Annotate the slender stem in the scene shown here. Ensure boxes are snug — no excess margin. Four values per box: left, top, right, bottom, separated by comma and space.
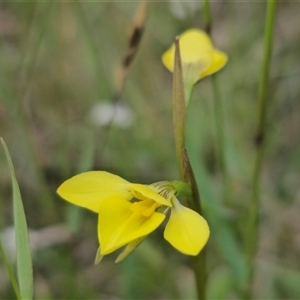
173, 40, 206, 300
203, 0, 212, 34
255, 0, 278, 147
0, 238, 21, 300
203, 0, 229, 202
183, 150, 206, 299
211, 76, 229, 201
192, 249, 206, 300
245, 0, 277, 295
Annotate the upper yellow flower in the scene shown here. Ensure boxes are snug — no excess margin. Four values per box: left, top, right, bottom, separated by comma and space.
57, 171, 209, 263
162, 29, 228, 84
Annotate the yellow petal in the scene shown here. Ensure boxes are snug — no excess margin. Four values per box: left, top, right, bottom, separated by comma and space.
201, 49, 228, 78
162, 29, 214, 72
57, 171, 131, 212
130, 184, 172, 207
98, 196, 165, 255
164, 197, 210, 255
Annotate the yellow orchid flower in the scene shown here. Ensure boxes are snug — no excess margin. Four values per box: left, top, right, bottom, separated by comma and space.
162, 28, 228, 84
57, 171, 209, 263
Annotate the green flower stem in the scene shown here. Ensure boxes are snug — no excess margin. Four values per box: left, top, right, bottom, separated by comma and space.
202, 0, 229, 203
173, 40, 206, 300
211, 75, 229, 202
245, 0, 277, 294
255, 0, 278, 148
203, 0, 212, 34
193, 249, 206, 300
183, 149, 206, 299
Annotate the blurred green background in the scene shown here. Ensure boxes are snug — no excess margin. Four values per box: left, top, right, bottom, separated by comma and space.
1, 1, 300, 299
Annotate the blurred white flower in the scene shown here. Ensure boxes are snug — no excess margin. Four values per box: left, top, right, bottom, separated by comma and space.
0, 224, 71, 292
0, 224, 72, 263
89, 102, 135, 128
168, 1, 202, 20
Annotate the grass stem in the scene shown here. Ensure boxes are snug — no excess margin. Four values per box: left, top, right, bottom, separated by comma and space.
211, 75, 229, 201
202, 0, 229, 202
245, 0, 277, 295
203, 0, 212, 34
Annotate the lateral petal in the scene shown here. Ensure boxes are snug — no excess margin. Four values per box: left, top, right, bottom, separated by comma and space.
98, 196, 165, 255
201, 49, 228, 78
57, 171, 131, 212
164, 197, 210, 255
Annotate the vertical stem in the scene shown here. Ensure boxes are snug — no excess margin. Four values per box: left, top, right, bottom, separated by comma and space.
192, 249, 206, 300
203, 0, 229, 202
173, 40, 206, 300
183, 149, 206, 299
255, 0, 278, 147
211, 76, 229, 200
203, 0, 212, 34
245, 0, 277, 295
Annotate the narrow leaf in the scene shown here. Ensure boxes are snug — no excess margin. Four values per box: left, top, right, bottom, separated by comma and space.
1, 138, 33, 300
0, 238, 21, 300
172, 37, 186, 178
183, 148, 202, 214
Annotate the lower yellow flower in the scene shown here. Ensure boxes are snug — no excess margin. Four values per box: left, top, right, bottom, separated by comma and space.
57, 171, 209, 262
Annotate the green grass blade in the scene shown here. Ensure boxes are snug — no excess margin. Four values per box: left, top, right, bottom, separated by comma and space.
0, 238, 21, 300
1, 138, 33, 300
